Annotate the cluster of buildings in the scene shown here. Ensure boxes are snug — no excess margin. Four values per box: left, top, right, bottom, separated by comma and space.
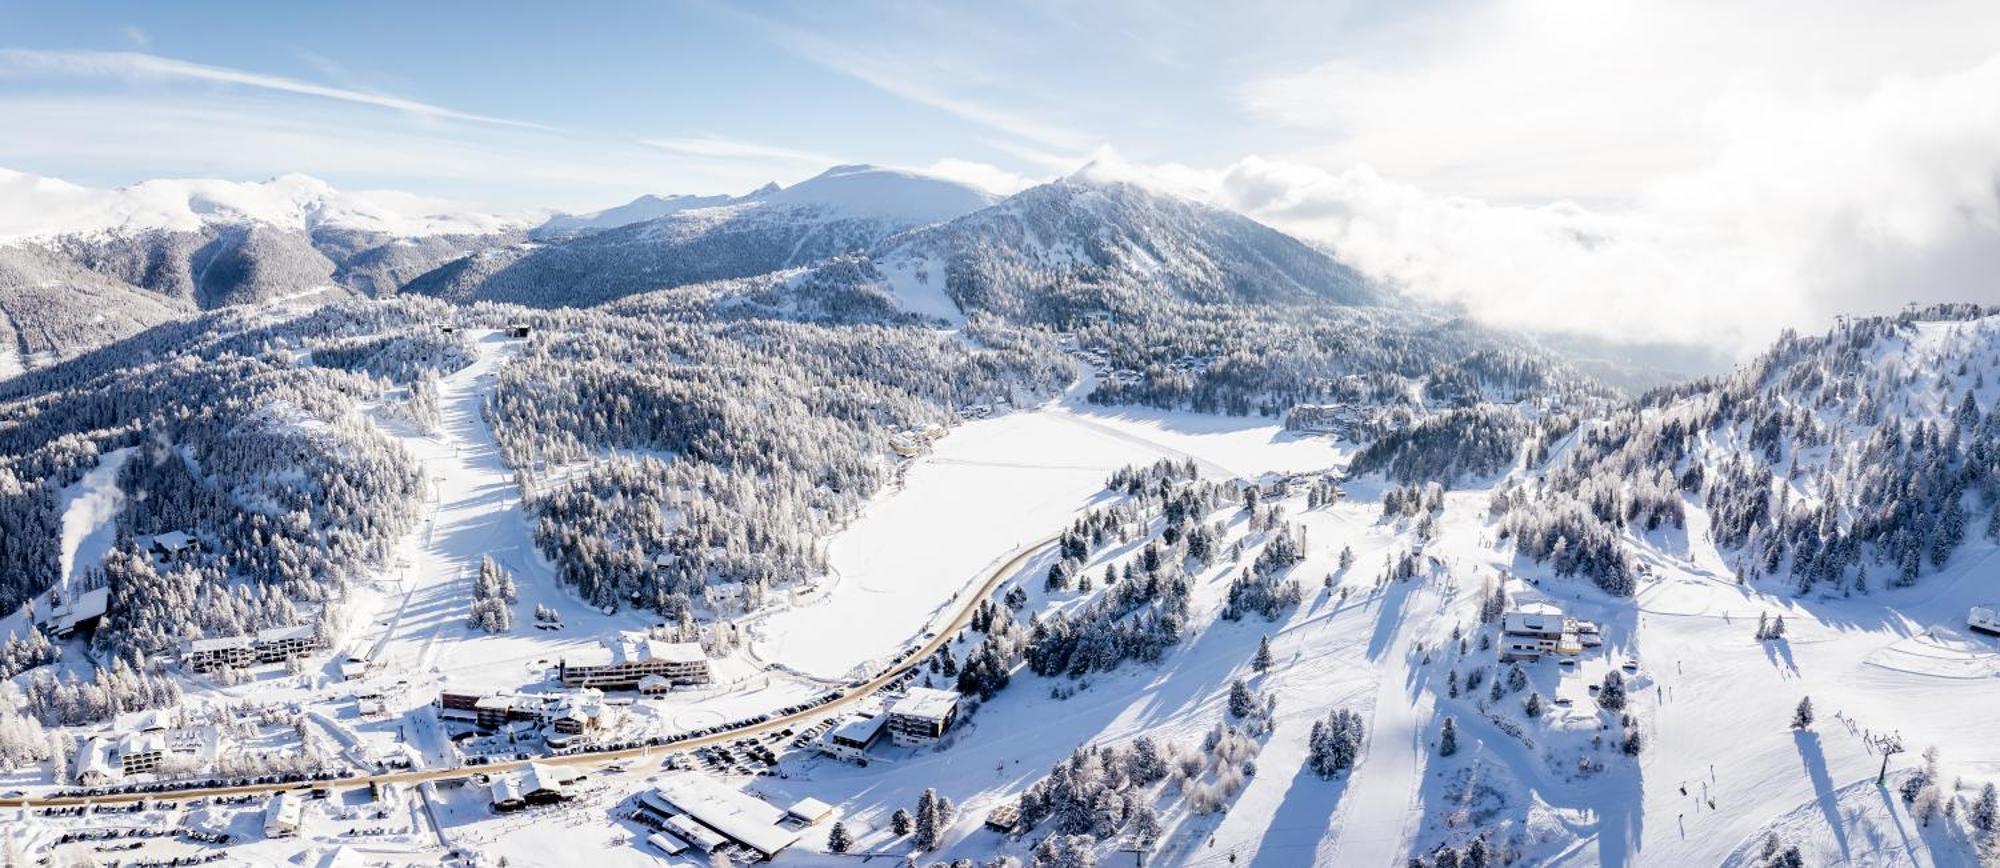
1498, 602, 1603, 662
888, 423, 947, 458
72, 710, 222, 786
181, 624, 321, 673
558, 633, 712, 690
438, 687, 629, 747
634, 773, 827, 862
819, 686, 960, 763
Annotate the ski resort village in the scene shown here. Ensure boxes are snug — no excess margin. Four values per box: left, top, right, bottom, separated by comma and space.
0, 19, 1999, 859
1, 300, 1998, 868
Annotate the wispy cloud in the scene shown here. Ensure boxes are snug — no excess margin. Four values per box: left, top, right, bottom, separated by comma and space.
738, 14, 1093, 153
0, 49, 550, 130
642, 134, 845, 166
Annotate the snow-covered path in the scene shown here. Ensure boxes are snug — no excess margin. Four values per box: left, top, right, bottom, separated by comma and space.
1325, 578, 1432, 866
356, 330, 649, 690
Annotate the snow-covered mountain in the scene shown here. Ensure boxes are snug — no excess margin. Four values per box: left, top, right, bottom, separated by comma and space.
414, 164, 997, 308
865, 172, 1382, 322
531, 191, 754, 239
0, 169, 524, 311
0, 169, 521, 242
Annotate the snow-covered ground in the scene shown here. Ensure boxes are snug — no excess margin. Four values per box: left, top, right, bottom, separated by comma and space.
9, 337, 1997, 868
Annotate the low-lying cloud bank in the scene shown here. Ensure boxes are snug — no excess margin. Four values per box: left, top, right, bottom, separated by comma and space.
1104, 56, 2000, 361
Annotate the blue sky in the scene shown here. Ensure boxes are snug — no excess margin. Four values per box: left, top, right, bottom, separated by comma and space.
0, 0, 1417, 209
5, 0, 2000, 354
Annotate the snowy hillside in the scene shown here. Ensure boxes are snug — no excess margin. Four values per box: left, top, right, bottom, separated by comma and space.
1499, 304, 2000, 598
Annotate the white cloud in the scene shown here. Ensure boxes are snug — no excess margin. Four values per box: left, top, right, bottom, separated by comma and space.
0, 49, 548, 130
1210, 55, 2000, 356
907, 158, 1036, 195
1242, 0, 2000, 204
643, 134, 846, 166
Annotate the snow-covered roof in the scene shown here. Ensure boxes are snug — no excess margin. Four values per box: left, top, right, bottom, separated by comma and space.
829, 714, 886, 746
888, 686, 959, 722
73, 737, 117, 780
186, 635, 254, 653
786, 797, 833, 823
264, 792, 303, 833
574, 633, 706, 666
256, 624, 316, 643
650, 773, 802, 857
664, 814, 728, 852
117, 708, 173, 733
646, 832, 689, 855
151, 530, 197, 550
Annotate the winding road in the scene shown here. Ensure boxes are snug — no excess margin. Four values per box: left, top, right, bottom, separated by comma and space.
1, 531, 1061, 809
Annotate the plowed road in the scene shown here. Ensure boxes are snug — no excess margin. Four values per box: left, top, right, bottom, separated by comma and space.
1, 535, 1058, 809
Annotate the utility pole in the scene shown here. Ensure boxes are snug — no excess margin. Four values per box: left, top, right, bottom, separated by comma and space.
1875, 731, 1905, 785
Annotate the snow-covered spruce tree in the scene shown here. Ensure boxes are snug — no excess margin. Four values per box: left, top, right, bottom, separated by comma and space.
914, 787, 955, 850
1972, 782, 1997, 835
891, 808, 913, 837
468, 555, 515, 633
826, 821, 851, 853
1227, 678, 1258, 719
1791, 697, 1814, 729
1598, 671, 1627, 711
1308, 708, 1365, 777
1439, 717, 1459, 757
1252, 635, 1274, 673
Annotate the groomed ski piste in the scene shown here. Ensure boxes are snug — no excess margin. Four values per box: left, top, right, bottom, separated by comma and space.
7, 328, 1997, 868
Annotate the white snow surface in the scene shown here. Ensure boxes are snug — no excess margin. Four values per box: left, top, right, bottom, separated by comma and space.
0, 167, 524, 241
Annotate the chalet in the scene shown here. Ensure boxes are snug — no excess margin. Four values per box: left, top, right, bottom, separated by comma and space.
339, 655, 372, 681
820, 713, 886, 763
559, 633, 711, 689
263, 792, 303, 838
885, 687, 959, 747
1500, 602, 1584, 662
637, 674, 673, 696
984, 802, 1022, 834
150, 531, 201, 561
645, 773, 802, 861
549, 689, 618, 736
487, 763, 576, 812
72, 737, 119, 786
1971, 604, 2000, 636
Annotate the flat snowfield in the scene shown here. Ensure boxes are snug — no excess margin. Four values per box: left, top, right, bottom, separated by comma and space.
751, 394, 1339, 681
